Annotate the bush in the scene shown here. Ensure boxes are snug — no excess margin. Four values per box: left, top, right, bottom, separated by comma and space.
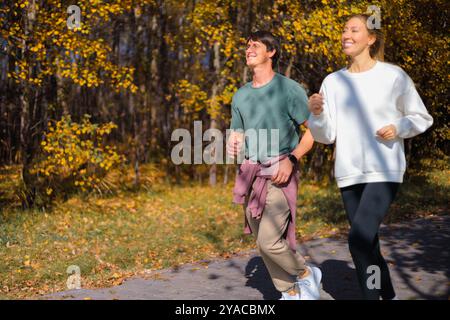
20, 114, 125, 207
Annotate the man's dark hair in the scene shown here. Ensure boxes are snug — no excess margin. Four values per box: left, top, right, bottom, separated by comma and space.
246, 31, 281, 68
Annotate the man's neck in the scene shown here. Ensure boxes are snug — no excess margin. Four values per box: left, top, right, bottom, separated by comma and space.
348, 52, 376, 73
251, 66, 276, 88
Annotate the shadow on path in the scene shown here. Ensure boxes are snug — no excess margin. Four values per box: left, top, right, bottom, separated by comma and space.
244, 216, 449, 300
244, 256, 280, 300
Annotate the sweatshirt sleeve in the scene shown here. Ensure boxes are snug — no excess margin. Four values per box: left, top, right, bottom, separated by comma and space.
307, 80, 336, 144
393, 72, 433, 139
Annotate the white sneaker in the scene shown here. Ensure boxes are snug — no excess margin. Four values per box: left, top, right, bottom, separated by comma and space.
382, 295, 399, 300
297, 266, 322, 300
279, 291, 301, 300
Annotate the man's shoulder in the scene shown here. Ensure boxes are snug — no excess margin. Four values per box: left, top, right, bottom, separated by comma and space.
232, 82, 252, 100
276, 73, 303, 87
275, 73, 307, 96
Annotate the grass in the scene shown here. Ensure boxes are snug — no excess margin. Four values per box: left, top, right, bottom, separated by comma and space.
0, 164, 448, 299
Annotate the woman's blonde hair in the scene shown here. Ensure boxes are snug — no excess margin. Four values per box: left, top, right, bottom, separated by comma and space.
348, 14, 385, 61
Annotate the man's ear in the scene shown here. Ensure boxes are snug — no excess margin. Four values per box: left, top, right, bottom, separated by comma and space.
268, 49, 276, 58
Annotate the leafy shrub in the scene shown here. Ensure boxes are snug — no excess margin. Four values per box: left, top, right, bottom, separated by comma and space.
21, 114, 125, 206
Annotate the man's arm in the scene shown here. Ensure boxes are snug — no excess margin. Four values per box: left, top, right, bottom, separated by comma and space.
272, 121, 314, 185
290, 121, 314, 161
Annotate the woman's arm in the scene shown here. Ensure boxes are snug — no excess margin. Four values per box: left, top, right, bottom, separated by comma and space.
307, 82, 337, 144
393, 83, 433, 139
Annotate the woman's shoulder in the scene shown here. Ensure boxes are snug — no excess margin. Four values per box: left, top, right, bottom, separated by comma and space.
377, 61, 408, 77
324, 62, 411, 84
321, 69, 346, 86
377, 61, 415, 90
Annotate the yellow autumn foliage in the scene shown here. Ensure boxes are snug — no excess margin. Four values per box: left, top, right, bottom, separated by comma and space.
28, 115, 124, 205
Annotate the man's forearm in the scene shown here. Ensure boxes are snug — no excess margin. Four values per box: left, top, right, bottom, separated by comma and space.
291, 128, 314, 160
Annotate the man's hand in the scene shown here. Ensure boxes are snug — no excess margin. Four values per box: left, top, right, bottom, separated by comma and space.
227, 131, 244, 157
271, 158, 294, 185
308, 93, 324, 116
376, 124, 397, 140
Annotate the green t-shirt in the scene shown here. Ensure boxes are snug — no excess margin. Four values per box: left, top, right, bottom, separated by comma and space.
230, 73, 310, 162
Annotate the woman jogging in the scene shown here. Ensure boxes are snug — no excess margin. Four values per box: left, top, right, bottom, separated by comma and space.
307, 14, 433, 300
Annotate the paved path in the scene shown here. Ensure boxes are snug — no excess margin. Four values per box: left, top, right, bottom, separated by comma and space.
43, 215, 449, 300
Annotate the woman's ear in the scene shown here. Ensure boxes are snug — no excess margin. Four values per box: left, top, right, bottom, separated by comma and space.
368, 34, 377, 47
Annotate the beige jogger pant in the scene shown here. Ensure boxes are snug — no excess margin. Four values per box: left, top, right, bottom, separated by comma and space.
245, 181, 306, 292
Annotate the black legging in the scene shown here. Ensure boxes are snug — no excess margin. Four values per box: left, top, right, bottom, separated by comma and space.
340, 182, 399, 300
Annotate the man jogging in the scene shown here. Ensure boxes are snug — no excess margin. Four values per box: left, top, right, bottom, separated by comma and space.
227, 31, 322, 300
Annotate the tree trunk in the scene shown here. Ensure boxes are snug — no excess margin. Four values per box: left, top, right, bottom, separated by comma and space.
284, 56, 294, 78
19, 2, 40, 208
56, 63, 69, 115
223, 164, 228, 185
208, 41, 224, 186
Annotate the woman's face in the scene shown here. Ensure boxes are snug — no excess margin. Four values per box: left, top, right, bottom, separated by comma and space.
341, 17, 375, 58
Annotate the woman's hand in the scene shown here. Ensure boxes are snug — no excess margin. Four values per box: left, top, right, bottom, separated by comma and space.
308, 93, 324, 115
376, 124, 397, 140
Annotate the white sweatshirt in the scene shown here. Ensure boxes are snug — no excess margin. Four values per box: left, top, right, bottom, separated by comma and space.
308, 61, 433, 188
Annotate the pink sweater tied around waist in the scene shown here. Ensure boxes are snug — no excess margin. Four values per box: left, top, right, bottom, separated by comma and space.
232, 154, 299, 252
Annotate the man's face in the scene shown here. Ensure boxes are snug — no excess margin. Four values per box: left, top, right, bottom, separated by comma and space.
246, 39, 275, 68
